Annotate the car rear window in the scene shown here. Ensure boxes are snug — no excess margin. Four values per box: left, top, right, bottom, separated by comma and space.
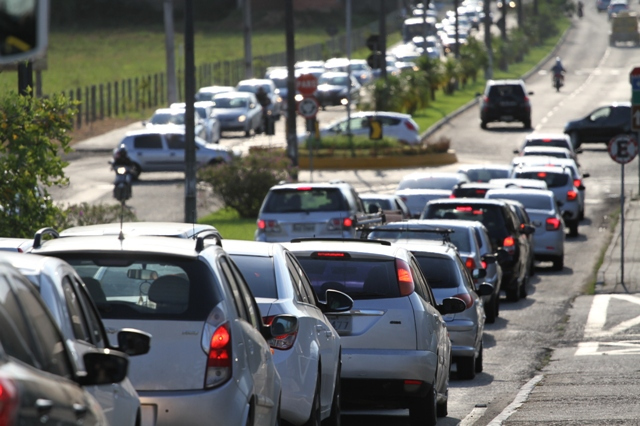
463, 168, 510, 182
362, 198, 393, 210
229, 255, 277, 299
523, 150, 567, 159
60, 255, 221, 321
488, 193, 553, 210
397, 176, 460, 190
453, 186, 491, 198
488, 84, 525, 100
262, 188, 346, 213
295, 256, 400, 300
368, 229, 471, 252
423, 203, 509, 241
525, 138, 569, 149
514, 171, 569, 188
413, 255, 459, 288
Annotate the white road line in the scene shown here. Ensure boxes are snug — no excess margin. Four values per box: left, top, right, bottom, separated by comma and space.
459, 405, 488, 426
485, 375, 544, 426
576, 340, 640, 356
584, 294, 610, 339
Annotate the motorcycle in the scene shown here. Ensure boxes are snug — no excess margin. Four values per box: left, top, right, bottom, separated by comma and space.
110, 161, 133, 202
553, 73, 564, 92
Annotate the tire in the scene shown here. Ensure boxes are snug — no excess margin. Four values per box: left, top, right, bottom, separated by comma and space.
529, 259, 535, 277
457, 356, 476, 380
437, 396, 448, 418
506, 285, 520, 302
523, 119, 532, 129
579, 208, 585, 221
245, 128, 251, 137
568, 221, 579, 237
519, 276, 528, 299
475, 343, 484, 373
130, 163, 141, 180
481, 120, 487, 129
409, 385, 437, 426
303, 376, 322, 426
485, 296, 497, 324
323, 359, 341, 426
570, 131, 581, 149
552, 256, 564, 271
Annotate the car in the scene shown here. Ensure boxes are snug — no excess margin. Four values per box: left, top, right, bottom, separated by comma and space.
365, 219, 502, 323
0, 259, 130, 425
29, 228, 294, 426
323, 58, 374, 86
284, 239, 466, 424
212, 91, 264, 136
608, 0, 629, 18
314, 71, 362, 109
195, 85, 234, 101
478, 79, 533, 129
235, 78, 283, 119
170, 101, 221, 143
458, 164, 513, 182
298, 111, 420, 146
295, 60, 326, 70
255, 181, 383, 242
489, 178, 549, 190
0, 237, 33, 252
451, 181, 507, 198
0, 251, 151, 426
563, 102, 631, 148
143, 107, 208, 141
485, 188, 566, 270
115, 128, 235, 179
511, 164, 581, 236
395, 172, 470, 218
222, 239, 351, 426
597, 0, 612, 11
518, 146, 575, 161
359, 193, 412, 222
422, 198, 534, 302
264, 67, 295, 114
515, 132, 581, 160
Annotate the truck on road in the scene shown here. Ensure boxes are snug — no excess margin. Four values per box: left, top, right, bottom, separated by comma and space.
609, 11, 640, 46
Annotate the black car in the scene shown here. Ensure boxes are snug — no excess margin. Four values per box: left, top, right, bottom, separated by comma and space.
421, 198, 534, 302
478, 79, 533, 129
563, 102, 631, 148
314, 71, 361, 109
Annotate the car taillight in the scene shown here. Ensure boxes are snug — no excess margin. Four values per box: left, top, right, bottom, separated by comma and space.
567, 190, 578, 201
449, 193, 456, 198
205, 323, 232, 388
327, 217, 353, 231
395, 259, 415, 296
574, 179, 582, 188
404, 121, 417, 132
465, 258, 476, 270
481, 260, 487, 269
258, 219, 281, 233
263, 316, 297, 350
453, 293, 474, 309
483, 95, 489, 104
400, 196, 408, 202
546, 217, 561, 231
503, 236, 516, 255
0, 377, 18, 426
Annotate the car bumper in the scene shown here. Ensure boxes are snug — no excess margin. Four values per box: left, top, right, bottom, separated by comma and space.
481, 108, 530, 123
341, 348, 437, 383
532, 232, 564, 257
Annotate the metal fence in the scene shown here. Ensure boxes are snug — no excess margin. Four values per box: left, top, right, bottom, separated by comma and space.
64, 13, 402, 129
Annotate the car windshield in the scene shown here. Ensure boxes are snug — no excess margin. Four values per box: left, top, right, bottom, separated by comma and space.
60, 255, 220, 321
229, 255, 277, 299
515, 171, 569, 188
319, 76, 349, 86
368, 228, 471, 252
523, 150, 568, 159
194, 107, 208, 120
362, 198, 393, 210
397, 176, 460, 190
423, 204, 509, 241
270, 77, 287, 88
213, 98, 248, 108
463, 168, 510, 182
262, 188, 346, 213
488, 194, 553, 210
295, 257, 400, 300
526, 139, 570, 149
150, 112, 185, 125
413, 255, 460, 288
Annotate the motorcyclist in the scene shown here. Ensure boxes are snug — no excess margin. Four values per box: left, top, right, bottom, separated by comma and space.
256, 86, 271, 109
111, 145, 133, 201
577, 0, 584, 17
112, 145, 133, 167
551, 57, 566, 85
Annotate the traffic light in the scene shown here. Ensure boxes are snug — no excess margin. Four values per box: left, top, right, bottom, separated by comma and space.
0, 0, 49, 65
366, 34, 383, 70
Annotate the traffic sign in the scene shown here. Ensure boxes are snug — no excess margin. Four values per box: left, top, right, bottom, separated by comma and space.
296, 74, 318, 97
608, 134, 639, 164
630, 67, 640, 131
632, 105, 640, 130
297, 97, 319, 119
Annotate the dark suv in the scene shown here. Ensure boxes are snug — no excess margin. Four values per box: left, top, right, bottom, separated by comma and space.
563, 102, 631, 149
478, 79, 533, 129
421, 198, 534, 302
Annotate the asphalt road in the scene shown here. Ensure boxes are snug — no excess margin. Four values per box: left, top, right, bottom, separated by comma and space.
49, 4, 640, 424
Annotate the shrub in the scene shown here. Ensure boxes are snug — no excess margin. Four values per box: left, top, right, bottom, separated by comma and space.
197, 150, 293, 218
55, 203, 138, 229
423, 136, 451, 153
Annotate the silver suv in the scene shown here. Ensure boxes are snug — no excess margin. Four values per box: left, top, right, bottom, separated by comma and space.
255, 181, 382, 242
284, 239, 465, 425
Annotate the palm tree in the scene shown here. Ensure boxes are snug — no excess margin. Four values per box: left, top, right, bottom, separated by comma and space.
416, 55, 444, 101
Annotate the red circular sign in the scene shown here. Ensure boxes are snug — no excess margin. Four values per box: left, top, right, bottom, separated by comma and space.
296, 74, 318, 97
297, 97, 319, 119
608, 134, 639, 164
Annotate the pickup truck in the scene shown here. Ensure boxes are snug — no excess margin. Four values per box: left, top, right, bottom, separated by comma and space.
609, 11, 640, 46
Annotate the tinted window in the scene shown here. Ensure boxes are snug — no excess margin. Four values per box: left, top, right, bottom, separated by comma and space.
229, 255, 277, 299
488, 193, 552, 210
0, 275, 37, 367
523, 150, 568, 159
413, 255, 460, 288
296, 257, 399, 300
362, 198, 393, 210
463, 168, 510, 182
213, 97, 248, 108
368, 228, 471, 252
488, 84, 525, 100
262, 188, 346, 213
166, 134, 185, 149
150, 111, 184, 125
62, 255, 220, 321
397, 176, 461, 190
62, 278, 91, 342
526, 138, 570, 149
133, 134, 163, 149
423, 203, 509, 241
514, 171, 569, 188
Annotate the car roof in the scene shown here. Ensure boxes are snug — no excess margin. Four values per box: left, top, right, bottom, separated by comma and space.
152, 108, 183, 114
522, 146, 572, 153
360, 193, 399, 200
124, 127, 186, 137
385, 218, 481, 230
221, 239, 279, 258
392, 240, 458, 257
401, 171, 466, 180
213, 91, 254, 99
524, 132, 571, 141
269, 181, 353, 191
485, 187, 555, 198
486, 79, 525, 85
489, 178, 548, 189
237, 79, 273, 86
513, 165, 572, 175
458, 163, 512, 172
427, 198, 507, 206
198, 85, 234, 93
283, 239, 402, 258
0, 251, 58, 275
319, 71, 350, 78
59, 222, 220, 239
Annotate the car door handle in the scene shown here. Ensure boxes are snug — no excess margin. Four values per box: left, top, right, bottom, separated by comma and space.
73, 403, 88, 418
35, 399, 53, 414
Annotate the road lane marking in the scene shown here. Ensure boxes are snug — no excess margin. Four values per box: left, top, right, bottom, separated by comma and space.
576, 340, 640, 356
486, 375, 544, 425
459, 405, 488, 426
584, 295, 640, 339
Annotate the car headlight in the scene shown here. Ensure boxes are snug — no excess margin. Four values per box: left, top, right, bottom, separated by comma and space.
295, 94, 304, 102
276, 96, 282, 103
238, 115, 247, 123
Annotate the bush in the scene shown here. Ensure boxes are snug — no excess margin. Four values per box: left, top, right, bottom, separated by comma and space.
54, 203, 138, 230
197, 150, 293, 218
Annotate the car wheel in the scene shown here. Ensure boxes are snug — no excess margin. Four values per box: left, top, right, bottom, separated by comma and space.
436, 394, 448, 418
485, 296, 497, 324
552, 256, 564, 271
519, 276, 528, 299
570, 132, 581, 149
457, 356, 476, 380
529, 258, 535, 277
409, 384, 437, 426
481, 120, 487, 129
303, 376, 322, 426
129, 163, 141, 180
523, 119, 532, 129
568, 221, 579, 237
579, 207, 585, 221
506, 285, 520, 302
475, 343, 484, 373
245, 128, 251, 137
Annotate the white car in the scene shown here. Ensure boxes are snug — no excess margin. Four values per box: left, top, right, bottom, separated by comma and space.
517, 146, 574, 161
395, 172, 470, 217
170, 101, 221, 144
195, 85, 235, 101
223, 240, 351, 426
0, 251, 151, 426
235, 78, 282, 119
143, 107, 207, 141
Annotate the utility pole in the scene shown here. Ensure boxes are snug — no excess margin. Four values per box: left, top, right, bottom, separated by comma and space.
454, 0, 460, 58
243, 0, 253, 79
483, 0, 493, 79
164, 0, 178, 104
380, 0, 387, 80
184, 0, 197, 223
17, 62, 33, 96
517, 0, 524, 28
346, 0, 354, 157
285, 0, 297, 179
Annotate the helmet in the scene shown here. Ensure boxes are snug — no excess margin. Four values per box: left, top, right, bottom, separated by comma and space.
113, 144, 129, 161
556, 57, 561, 63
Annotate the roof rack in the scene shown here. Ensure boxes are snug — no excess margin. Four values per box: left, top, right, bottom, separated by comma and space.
289, 237, 391, 246
361, 225, 454, 243
195, 230, 223, 252
33, 227, 60, 249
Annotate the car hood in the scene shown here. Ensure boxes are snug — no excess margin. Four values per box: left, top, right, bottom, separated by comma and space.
213, 108, 250, 118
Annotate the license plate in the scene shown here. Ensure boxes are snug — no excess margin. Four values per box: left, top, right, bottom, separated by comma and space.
500, 101, 516, 106
327, 315, 352, 334
500, 115, 514, 121
293, 223, 315, 232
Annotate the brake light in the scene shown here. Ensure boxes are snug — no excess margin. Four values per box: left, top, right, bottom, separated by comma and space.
475, 189, 487, 195
343, 217, 353, 228
263, 316, 297, 350
481, 260, 487, 269
567, 190, 578, 201
542, 138, 552, 142
258, 219, 280, 233
453, 293, 474, 309
546, 217, 561, 231
483, 95, 489, 103
574, 179, 582, 188
297, 186, 312, 191
456, 206, 473, 211
205, 323, 232, 388
316, 252, 346, 257
328, 217, 354, 231
257, 219, 265, 230
449, 193, 456, 198
537, 172, 547, 178
503, 236, 516, 255
0, 377, 18, 426
465, 258, 476, 270
404, 121, 417, 132
395, 259, 415, 296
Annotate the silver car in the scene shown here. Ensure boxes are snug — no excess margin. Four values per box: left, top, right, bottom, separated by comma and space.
30, 230, 295, 426
395, 172, 470, 218
170, 101, 221, 144
144, 107, 207, 141
486, 188, 565, 270
212, 91, 264, 137
285, 239, 465, 424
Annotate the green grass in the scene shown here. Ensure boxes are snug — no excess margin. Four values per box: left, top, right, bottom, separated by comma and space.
199, 207, 257, 241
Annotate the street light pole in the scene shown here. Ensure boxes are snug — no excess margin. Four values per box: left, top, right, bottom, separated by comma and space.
285, 0, 298, 179
346, 0, 354, 157
184, 0, 197, 223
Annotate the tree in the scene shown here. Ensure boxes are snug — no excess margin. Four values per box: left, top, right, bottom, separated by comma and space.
416, 56, 444, 101
0, 91, 76, 237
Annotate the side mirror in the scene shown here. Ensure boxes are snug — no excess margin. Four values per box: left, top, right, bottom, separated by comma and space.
475, 282, 494, 297
496, 248, 510, 263
263, 314, 298, 340
78, 350, 129, 386
482, 253, 496, 264
521, 224, 535, 235
437, 297, 467, 315
582, 172, 590, 178
473, 268, 487, 279
117, 329, 151, 356
320, 289, 354, 313
578, 184, 586, 190
513, 149, 520, 154
367, 204, 380, 214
